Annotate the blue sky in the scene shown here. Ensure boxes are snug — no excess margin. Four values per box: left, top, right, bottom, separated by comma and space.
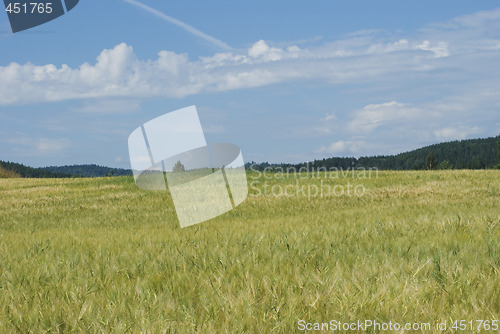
0, 0, 499, 168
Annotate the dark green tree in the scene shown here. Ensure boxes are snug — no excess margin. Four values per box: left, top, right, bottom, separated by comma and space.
439, 160, 452, 170
173, 160, 185, 172
497, 134, 500, 168
425, 152, 437, 170
497, 134, 500, 163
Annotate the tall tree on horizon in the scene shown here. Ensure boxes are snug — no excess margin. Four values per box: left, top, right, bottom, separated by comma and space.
497, 133, 500, 164
425, 152, 437, 170
173, 161, 186, 172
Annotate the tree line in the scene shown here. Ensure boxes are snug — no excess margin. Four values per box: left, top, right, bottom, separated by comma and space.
40, 164, 133, 177
0, 161, 71, 178
0, 162, 133, 178
2, 136, 499, 178
248, 136, 500, 171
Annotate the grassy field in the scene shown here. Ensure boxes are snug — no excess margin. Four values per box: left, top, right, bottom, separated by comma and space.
0, 170, 499, 333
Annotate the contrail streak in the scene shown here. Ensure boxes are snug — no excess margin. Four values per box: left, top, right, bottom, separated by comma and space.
122, 0, 232, 50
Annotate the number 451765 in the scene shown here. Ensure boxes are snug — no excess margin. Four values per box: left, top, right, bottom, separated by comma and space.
5, 2, 53, 14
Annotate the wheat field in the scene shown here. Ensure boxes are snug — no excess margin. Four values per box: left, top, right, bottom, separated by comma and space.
0, 170, 499, 333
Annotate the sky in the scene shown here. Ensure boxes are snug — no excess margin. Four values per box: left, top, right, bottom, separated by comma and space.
0, 0, 499, 168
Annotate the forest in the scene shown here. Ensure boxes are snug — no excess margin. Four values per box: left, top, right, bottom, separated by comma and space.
249, 136, 500, 171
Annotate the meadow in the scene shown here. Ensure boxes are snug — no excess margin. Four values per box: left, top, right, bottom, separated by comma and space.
0, 170, 498, 333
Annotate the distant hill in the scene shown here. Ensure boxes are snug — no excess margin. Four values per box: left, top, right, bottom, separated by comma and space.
0, 161, 70, 178
249, 136, 500, 171
0, 161, 132, 178
40, 164, 132, 178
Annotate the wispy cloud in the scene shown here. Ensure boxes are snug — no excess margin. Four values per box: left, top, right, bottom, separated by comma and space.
73, 99, 141, 113
122, 0, 231, 50
36, 137, 71, 152
348, 101, 419, 133
315, 140, 363, 155
1, 134, 71, 156
433, 125, 481, 141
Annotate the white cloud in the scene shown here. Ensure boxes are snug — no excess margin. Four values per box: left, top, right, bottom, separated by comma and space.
37, 138, 71, 152
440, 7, 500, 30
416, 40, 450, 58
0, 8, 499, 106
248, 40, 285, 61
323, 113, 337, 121
0, 39, 441, 104
433, 125, 480, 141
485, 43, 500, 50
348, 101, 419, 133
315, 140, 362, 155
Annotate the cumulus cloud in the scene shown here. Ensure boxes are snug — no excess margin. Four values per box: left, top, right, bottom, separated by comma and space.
0, 8, 499, 106
248, 40, 285, 61
0, 39, 447, 105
